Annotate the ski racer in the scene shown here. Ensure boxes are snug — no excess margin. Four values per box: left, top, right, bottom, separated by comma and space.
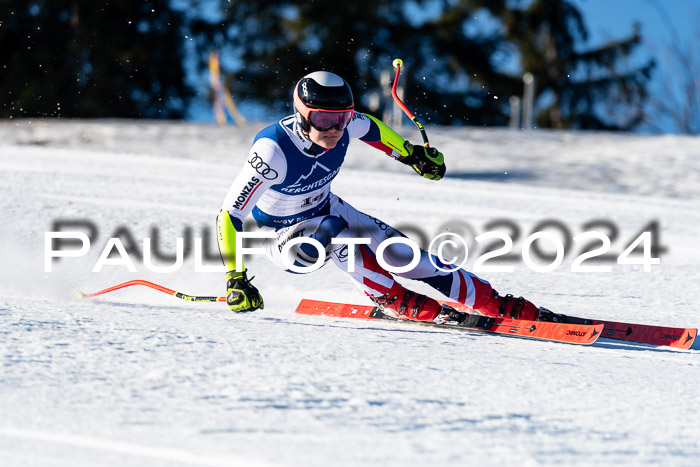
217, 70, 547, 323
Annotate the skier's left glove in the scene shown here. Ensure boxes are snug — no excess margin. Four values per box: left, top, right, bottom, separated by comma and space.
226, 270, 264, 312
400, 141, 446, 180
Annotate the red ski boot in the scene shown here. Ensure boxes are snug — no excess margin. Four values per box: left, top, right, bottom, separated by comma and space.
475, 288, 542, 321
369, 281, 442, 321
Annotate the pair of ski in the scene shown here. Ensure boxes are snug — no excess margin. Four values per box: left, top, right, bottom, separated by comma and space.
78, 280, 696, 348
296, 299, 697, 348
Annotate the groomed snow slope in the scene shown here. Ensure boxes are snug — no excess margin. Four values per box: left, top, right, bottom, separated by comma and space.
1, 119, 699, 466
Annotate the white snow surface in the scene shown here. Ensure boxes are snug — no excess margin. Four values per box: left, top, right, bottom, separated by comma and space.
1, 119, 700, 466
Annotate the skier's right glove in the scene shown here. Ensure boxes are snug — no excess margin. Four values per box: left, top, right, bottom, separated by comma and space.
400, 141, 446, 180
225, 270, 264, 312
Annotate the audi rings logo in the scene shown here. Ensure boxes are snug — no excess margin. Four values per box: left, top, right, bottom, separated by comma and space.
248, 153, 279, 180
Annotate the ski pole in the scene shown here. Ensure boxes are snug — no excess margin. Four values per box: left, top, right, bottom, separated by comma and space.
77, 280, 226, 302
391, 58, 430, 147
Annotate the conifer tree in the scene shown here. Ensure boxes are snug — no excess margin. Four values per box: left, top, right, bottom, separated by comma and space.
500, 0, 654, 130
190, 0, 513, 125
0, 0, 191, 118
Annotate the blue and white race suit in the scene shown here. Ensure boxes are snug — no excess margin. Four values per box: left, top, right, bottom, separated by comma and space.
221, 113, 487, 308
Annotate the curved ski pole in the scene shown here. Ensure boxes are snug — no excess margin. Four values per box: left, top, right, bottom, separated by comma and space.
391, 58, 429, 147
77, 280, 226, 303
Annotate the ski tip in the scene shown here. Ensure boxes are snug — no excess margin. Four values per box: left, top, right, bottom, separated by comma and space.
76, 291, 85, 300
658, 327, 697, 349
588, 324, 605, 345
686, 329, 698, 350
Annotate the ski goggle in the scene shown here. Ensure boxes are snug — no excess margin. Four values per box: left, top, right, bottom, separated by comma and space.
294, 85, 354, 131
308, 109, 354, 131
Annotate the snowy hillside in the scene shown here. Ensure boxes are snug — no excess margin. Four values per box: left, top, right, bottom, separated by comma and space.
1, 119, 699, 466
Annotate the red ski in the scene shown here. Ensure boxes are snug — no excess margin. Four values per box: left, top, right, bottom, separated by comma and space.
441, 302, 697, 349
296, 299, 603, 345
567, 317, 695, 349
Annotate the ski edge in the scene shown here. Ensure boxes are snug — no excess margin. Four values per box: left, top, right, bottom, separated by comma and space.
296, 299, 603, 345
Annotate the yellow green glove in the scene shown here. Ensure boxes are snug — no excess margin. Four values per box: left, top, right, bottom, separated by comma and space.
226, 269, 264, 312
401, 141, 446, 180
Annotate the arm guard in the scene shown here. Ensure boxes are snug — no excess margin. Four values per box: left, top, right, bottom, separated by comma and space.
216, 210, 243, 272
361, 113, 445, 180
361, 113, 411, 159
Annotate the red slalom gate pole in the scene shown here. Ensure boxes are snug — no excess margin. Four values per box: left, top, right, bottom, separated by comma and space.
391, 58, 430, 147
77, 280, 226, 303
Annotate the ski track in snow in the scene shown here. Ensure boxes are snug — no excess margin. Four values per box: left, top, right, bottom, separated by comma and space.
1, 119, 700, 466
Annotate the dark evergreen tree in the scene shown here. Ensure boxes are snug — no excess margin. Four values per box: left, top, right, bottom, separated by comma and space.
0, 0, 191, 118
189, 0, 515, 125
500, 0, 654, 130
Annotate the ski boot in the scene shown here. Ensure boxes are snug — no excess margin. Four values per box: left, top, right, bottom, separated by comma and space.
476, 288, 575, 322
475, 288, 542, 321
369, 281, 442, 321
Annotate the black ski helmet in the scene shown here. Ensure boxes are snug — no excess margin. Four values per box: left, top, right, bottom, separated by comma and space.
293, 71, 354, 132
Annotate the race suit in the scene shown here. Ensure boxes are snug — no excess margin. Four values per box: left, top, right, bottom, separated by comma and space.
219, 112, 493, 310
